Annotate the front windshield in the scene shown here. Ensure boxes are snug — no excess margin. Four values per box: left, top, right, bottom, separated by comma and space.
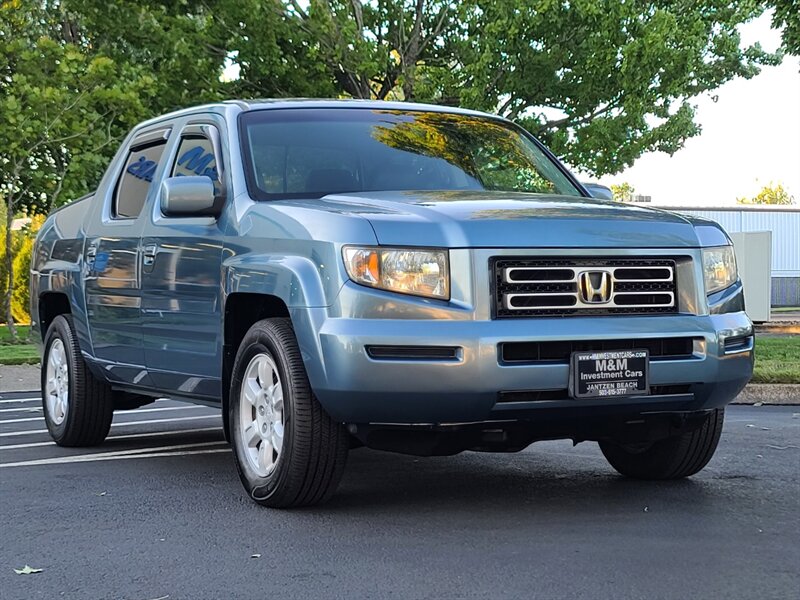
240, 108, 583, 200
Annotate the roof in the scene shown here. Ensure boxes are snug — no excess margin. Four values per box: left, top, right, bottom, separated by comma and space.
134, 98, 504, 130
230, 98, 497, 119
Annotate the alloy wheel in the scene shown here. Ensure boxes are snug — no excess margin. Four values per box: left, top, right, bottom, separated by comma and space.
45, 338, 70, 425
238, 352, 285, 476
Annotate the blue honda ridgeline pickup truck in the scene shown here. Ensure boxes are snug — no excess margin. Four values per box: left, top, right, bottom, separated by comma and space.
31, 100, 754, 507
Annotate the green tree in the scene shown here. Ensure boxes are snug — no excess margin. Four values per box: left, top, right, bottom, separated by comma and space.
60, 0, 229, 113
449, 0, 781, 175
610, 182, 636, 202
47, 1, 785, 178
11, 215, 45, 325
272, 1, 780, 176
0, 3, 150, 338
215, 0, 337, 99
737, 182, 795, 205
771, 1, 799, 55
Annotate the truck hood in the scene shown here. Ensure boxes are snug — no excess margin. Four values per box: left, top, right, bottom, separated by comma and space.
316, 191, 702, 248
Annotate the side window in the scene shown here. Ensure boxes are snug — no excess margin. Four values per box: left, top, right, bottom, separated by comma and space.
114, 141, 168, 219
171, 133, 221, 196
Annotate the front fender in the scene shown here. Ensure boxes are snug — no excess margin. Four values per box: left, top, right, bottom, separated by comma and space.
223, 253, 341, 308
221, 252, 345, 420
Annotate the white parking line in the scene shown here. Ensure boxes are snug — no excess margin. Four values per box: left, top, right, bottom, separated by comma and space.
0, 415, 46, 424
0, 397, 40, 405
0, 397, 175, 406
15, 448, 230, 466
0, 427, 223, 451
0, 405, 208, 424
0, 441, 229, 468
0, 406, 42, 413
0, 414, 221, 438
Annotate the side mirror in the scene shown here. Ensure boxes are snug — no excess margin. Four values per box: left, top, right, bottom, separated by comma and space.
582, 183, 614, 201
160, 176, 219, 217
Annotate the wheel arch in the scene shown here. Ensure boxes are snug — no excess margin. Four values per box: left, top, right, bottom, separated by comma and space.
221, 255, 342, 439
38, 292, 72, 341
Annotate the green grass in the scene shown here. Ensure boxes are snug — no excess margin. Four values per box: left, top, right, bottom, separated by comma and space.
0, 343, 40, 365
0, 324, 31, 343
751, 336, 800, 384
772, 307, 800, 313
0, 325, 797, 382
0, 325, 39, 365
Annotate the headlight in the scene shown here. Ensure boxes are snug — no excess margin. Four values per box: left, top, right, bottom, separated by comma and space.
343, 247, 450, 300
702, 245, 737, 295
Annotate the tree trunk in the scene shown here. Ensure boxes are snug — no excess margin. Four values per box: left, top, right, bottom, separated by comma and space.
4, 201, 17, 342
402, 0, 426, 101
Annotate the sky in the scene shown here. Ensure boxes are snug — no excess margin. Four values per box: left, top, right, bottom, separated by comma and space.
594, 12, 800, 207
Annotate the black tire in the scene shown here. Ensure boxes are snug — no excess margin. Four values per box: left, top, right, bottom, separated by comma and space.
600, 409, 725, 479
229, 318, 348, 508
41, 315, 114, 447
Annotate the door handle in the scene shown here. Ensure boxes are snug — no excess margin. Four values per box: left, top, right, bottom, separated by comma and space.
143, 244, 157, 266
85, 242, 98, 270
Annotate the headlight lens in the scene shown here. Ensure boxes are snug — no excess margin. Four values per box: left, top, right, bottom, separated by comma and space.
702, 245, 737, 295
343, 247, 450, 300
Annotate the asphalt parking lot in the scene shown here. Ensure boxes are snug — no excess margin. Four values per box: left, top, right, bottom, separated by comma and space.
1, 393, 798, 600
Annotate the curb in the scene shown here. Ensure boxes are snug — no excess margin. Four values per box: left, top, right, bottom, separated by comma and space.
732, 384, 800, 406
755, 321, 800, 335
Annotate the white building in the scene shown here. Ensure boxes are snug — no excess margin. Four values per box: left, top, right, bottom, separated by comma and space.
661, 206, 800, 307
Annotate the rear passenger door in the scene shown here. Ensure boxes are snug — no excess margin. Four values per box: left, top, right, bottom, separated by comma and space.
83, 127, 170, 385
140, 120, 227, 399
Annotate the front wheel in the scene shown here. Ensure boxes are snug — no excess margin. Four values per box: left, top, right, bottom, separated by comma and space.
599, 409, 725, 480
229, 318, 348, 508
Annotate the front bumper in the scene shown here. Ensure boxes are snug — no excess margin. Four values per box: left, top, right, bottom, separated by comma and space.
297, 309, 753, 425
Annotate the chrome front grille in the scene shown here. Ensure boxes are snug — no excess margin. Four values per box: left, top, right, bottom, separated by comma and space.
493, 257, 678, 317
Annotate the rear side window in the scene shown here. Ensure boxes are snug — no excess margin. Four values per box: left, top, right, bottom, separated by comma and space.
114, 141, 167, 218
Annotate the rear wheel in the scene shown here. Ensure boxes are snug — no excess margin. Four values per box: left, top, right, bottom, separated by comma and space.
42, 315, 114, 446
600, 409, 725, 479
229, 318, 348, 508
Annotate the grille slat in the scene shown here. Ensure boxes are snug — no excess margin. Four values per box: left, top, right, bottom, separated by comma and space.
494, 257, 679, 318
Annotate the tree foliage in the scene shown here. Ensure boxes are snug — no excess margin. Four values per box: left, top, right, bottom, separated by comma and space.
5, 0, 783, 209
261, 1, 781, 175
0, 1, 151, 335
771, 0, 799, 55
737, 182, 795, 205
11, 215, 45, 324
57, 0, 781, 177
1, 3, 153, 210
610, 182, 636, 203
60, 0, 229, 112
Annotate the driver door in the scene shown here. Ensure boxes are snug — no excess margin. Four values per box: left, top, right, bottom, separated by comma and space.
140, 119, 227, 400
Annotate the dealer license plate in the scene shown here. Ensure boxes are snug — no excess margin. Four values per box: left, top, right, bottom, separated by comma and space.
569, 349, 649, 399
